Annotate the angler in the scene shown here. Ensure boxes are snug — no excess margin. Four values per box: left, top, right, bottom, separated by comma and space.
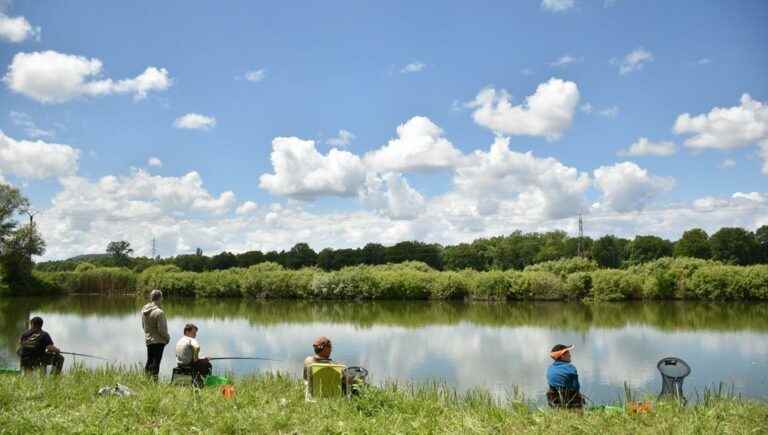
17, 316, 64, 375
174, 323, 212, 384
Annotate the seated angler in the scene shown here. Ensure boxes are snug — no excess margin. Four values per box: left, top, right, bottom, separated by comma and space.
303, 336, 348, 399
175, 323, 212, 383
546, 344, 585, 409
17, 316, 64, 375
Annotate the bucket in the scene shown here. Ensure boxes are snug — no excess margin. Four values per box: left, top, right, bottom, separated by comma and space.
221, 385, 236, 399
204, 375, 230, 387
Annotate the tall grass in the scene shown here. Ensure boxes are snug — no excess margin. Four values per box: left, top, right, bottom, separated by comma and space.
0, 367, 765, 434
24, 258, 768, 301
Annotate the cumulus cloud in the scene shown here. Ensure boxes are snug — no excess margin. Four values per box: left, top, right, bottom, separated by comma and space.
400, 62, 426, 74
454, 136, 590, 220
326, 129, 355, 147
593, 162, 675, 212
618, 137, 677, 157
598, 106, 619, 118
541, 0, 575, 12
364, 116, 463, 172
3, 51, 171, 103
174, 113, 216, 131
259, 137, 366, 199
9, 111, 54, 138
235, 201, 258, 215
580, 103, 593, 114
245, 68, 266, 82
760, 142, 768, 175
468, 78, 580, 140
0, 13, 39, 42
720, 158, 736, 169
616, 48, 653, 75
148, 157, 162, 167
0, 130, 79, 179
360, 173, 426, 220
674, 94, 767, 151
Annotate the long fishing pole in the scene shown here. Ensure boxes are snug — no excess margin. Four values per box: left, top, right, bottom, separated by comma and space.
59, 351, 110, 361
207, 356, 282, 362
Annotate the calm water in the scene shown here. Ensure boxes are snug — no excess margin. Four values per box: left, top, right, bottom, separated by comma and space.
1, 297, 767, 404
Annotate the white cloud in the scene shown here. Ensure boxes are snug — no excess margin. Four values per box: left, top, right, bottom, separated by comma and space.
400, 62, 426, 74
732, 191, 765, 203
616, 48, 653, 75
364, 116, 463, 172
236, 201, 258, 215
3, 51, 171, 103
720, 158, 736, 169
550, 54, 580, 67
174, 113, 216, 131
580, 103, 593, 114
259, 137, 366, 199
0, 130, 79, 179
454, 136, 590, 220
674, 94, 767, 150
360, 173, 426, 220
520, 68, 534, 76
593, 162, 675, 212
245, 69, 266, 82
618, 137, 677, 157
148, 157, 162, 167
326, 129, 355, 147
541, 0, 575, 12
0, 13, 39, 43
697, 58, 712, 65
760, 142, 768, 175
598, 106, 619, 118
9, 111, 54, 138
469, 78, 580, 140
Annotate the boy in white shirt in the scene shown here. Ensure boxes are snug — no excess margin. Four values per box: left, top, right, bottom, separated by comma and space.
175, 323, 212, 380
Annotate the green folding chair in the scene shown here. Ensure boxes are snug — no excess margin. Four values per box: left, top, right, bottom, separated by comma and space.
309, 362, 347, 399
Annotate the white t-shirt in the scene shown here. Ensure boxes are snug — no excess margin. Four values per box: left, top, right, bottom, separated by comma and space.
175, 336, 200, 365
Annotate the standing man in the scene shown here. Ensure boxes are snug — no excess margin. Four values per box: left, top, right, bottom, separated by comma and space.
17, 316, 64, 375
175, 323, 212, 383
141, 289, 170, 380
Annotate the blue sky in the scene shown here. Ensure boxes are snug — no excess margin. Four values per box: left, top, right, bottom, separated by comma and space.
0, 0, 766, 259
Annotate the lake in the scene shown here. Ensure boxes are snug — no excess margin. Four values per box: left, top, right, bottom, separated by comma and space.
1, 297, 767, 404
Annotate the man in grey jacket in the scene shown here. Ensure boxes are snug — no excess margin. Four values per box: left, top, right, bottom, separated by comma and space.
141, 289, 170, 380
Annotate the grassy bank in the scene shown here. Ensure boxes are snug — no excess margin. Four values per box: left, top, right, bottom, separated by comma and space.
0, 368, 766, 434
27, 257, 768, 301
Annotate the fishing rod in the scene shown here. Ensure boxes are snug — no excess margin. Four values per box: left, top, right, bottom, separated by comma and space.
59, 351, 111, 361
207, 356, 282, 362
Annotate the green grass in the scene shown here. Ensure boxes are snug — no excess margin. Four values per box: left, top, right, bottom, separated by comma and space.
0, 367, 766, 434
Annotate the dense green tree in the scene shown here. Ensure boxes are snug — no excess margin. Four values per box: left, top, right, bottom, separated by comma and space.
361, 243, 386, 265
628, 235, 673, 264
674, 228, 711, 259
534, 231, 568, 263
443, 243, 492, 271
592, 235, 623, 268
385, 241, 443, 269
756, 225, 768, 262
173, 254, 210, 272
489, 232, 542, 270
236, 250, 265, 267
563, 236, 593, 258
106, 241, 133, 266
210, 251, 237, 270
710, 227, 760, 265
285, 243, 318, 269
0, 184, 46, 284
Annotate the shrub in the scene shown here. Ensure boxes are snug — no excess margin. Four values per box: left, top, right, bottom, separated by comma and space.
565, 272, 592, 299
743, 266, 768, 300
471, 271, 511, 301
524, 257, 599, 277
688, 266, 750, 300
589, 270, 643, 301
248, 262, 284, 272
74, 262, 97, 273
428, 271, 473, 300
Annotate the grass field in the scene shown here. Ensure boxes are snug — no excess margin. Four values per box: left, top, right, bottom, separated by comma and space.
0, 367, 766, 434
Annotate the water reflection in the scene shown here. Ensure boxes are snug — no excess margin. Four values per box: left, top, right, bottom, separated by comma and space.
1, 297, 766, 403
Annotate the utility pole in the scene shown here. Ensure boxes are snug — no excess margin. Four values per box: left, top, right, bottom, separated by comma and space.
151, 237, 157, 259
577, 214, 584, 257
22, 207, 39, 261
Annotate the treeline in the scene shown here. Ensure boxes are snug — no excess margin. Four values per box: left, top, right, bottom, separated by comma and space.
32, 257, 768, 301
35, 226, 768, 274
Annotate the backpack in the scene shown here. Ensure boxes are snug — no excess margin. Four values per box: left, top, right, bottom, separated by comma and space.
17, 331, 45, 358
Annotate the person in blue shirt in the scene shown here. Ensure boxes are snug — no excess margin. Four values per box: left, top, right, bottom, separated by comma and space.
546, 344, 584, 409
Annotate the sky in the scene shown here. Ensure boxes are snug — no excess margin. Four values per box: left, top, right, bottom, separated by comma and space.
0, 0, 766, 260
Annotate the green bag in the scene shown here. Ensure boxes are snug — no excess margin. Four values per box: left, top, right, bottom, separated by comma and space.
204, 375, 230, 387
